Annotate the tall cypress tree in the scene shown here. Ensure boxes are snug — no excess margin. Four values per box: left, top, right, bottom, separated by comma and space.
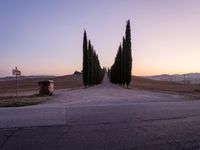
82, 30, 88, 87
109, 20, 132, 88
120, 42, 124, 87
122, 37, 126, 87
125, 20, 132, 88
91, 47, 94, 85
93, 49, 97, 84
118, 44, 122, 85
96, 54, 100, 83
88, 40, 92, 85
116, 46, 121, 84
82, 32, 104, 87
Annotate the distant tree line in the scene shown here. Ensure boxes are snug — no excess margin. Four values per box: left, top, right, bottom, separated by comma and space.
109, 20, 132, 88
82, 30, 105, 87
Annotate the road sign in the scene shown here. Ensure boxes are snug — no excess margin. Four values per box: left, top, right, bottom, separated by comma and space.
12, 67, 21, 97
12, 69, 21, 75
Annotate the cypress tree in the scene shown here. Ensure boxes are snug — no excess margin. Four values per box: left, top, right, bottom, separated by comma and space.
125, 20, 132, 88
109, 20, 132, 88
91, 47, 95, 85
122, 37, 126, 87
88, 40, 92, 85
96, 55, 100, 83
116, 46, 121, 84
93, 52, 96, 84
82, 31, 105, 87
82, 30, 88, 87
120, 42, 124, 87
107, 67, 110, 78
118, 45, 122, 85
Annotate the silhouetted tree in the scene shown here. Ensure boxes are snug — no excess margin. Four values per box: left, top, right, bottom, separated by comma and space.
93, 51, 97, 84
82, 30, 105, 87
122, 36, 127, 87
107, 67, 110, 78
88, 40, 92, 85
118, 45, 122, 85
90, 46, 94, 85
125, 20, 132, 88
110, 20, 132, 88
82, 30, 88, 87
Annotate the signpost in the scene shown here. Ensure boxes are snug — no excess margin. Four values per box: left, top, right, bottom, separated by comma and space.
12, 67, 21, 97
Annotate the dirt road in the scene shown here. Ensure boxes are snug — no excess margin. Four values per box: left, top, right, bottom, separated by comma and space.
43, 74, 185, 107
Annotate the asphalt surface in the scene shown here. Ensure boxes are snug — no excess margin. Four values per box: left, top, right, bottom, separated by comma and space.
1, 75, 200, 150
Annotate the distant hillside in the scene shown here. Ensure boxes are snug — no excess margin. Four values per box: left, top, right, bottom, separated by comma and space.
0, 75, 56, 81
146, 73, 200, 84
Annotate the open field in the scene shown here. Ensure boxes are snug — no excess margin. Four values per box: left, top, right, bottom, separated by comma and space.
0, 95, 49, 107
131, 76, 200, 94
1, 74, 200, 97
0, 74, 83, 96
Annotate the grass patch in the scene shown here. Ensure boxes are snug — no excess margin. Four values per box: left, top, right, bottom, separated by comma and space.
182, 94, 200, 101
0, 94, 49, 107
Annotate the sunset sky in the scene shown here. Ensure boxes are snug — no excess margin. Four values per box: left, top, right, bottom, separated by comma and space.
1, 0, 200, 77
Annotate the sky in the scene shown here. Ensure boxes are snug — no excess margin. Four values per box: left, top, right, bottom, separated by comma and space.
1, 0, 200, 77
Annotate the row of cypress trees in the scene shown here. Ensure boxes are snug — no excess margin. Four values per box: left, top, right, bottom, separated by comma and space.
82, 30, 104, 87
109, 20, 132, 88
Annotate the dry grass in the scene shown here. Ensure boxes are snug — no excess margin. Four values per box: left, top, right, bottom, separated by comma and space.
0, 95, 49, 107
131, 76, 200, 98
0, 74, 83, 95
53, 74, 83, 89
0, 74, 83, 107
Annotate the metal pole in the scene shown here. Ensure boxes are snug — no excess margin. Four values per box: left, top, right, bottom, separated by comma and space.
15, 67, 18, 97
16, 74, 18, 97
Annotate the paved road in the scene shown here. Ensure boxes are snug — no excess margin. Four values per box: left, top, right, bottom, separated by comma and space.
1, 75, 200, 150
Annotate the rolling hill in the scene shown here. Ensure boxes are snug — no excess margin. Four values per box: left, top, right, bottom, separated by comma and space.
146, 73, 200, 84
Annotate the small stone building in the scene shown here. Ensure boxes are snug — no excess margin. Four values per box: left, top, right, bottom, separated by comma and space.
38, 80, 54, 96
